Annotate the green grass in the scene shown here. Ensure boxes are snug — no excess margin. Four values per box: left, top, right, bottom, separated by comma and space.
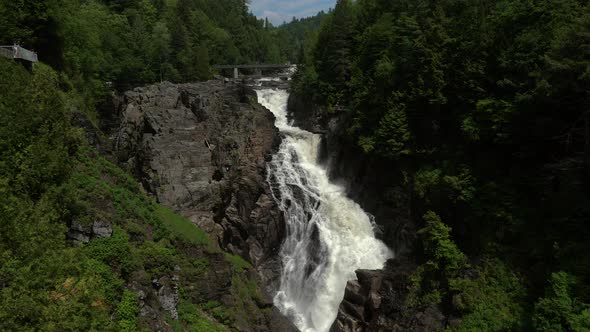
156, 206, 211, 247
224, 253, 252, 272
176, 300, 227, 332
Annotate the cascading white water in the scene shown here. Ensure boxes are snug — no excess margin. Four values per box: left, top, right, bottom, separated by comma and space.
256, 88, 393, 332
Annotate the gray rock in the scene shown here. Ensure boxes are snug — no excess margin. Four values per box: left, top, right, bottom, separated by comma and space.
114, 80, 294, 331
330, 258, 445, 332
92, 219, 113, 238
115, 81, 285, 270
156, 276, 179, 320
67, 220, 91, 244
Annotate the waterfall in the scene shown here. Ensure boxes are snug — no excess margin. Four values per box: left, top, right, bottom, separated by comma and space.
256, 88, 393, 332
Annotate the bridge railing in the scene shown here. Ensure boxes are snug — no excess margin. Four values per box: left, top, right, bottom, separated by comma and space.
213, 64, 294, 70
14, 46, 38, 62
213, 64, 295, 79
0, 46, 15, 59
0, 45, 38, 62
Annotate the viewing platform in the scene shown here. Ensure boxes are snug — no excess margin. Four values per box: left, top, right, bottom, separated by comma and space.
0, 45, 38, 63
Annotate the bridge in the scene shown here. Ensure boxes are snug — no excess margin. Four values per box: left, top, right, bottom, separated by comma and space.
0, 45, 38, 63
213, 64, 294, 79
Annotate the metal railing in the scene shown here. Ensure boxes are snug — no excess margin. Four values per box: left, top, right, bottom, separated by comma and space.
0, 46, 16, 59
213, 64, 293, 69
0, 45, 38, 62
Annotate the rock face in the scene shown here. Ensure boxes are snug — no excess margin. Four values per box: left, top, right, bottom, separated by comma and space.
67, 219, 113, 244
330, 258, 445, 332
114, 80, 297, 330
286, 92, 327, 134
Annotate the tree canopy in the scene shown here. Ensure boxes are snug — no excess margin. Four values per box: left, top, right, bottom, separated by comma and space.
294, 0, 590, 330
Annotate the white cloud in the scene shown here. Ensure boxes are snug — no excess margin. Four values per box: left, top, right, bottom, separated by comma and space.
250, 0, 335, 25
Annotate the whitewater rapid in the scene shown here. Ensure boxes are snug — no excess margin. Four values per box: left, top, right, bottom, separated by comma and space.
256, 88, 393, 332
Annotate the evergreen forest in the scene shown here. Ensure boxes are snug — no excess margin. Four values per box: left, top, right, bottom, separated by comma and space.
1, 0, 590, 331
0, 0, 323, 330
293, 0, 590, 330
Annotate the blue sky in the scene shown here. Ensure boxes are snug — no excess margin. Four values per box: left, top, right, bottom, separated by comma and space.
249, 0, 335, 26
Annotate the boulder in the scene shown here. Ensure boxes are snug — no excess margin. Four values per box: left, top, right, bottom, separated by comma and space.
92, 219, 113, 238
330, 258, 445, 332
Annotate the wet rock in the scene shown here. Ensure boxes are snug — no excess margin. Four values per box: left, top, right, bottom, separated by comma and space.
330, 258, 445, 332
270, 307, 300, 332
130, 280, 174, 332
286, 92, 327, 134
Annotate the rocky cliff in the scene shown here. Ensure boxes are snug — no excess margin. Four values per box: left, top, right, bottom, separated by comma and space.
113, 80, 297, 331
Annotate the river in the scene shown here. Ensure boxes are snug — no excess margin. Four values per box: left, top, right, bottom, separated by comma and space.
255, 87, 393, 332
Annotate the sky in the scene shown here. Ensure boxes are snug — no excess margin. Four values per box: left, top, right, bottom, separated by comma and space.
249, 0, 336, 26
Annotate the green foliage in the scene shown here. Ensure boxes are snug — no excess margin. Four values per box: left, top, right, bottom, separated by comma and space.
137, 240, 178, 275
85, 228, 140, 274
297, 1, 590, 328
0, 58, 74, 263
1, 0, 320, 116
314, 0, 355, 93
419, 211, 467, 275
157, 206, 210, 247
414, 168, 443, 200
448, 260, 527, 332
224, 253, 253, 272
533, 272, 590, 332
0, 2, 325, 330
0, 250, 122, 331
408, 212, 467, 310
462, 99, 514, 143
274, 11, 327, 63
0, 58, 254, 330
372, 103, 412, 157
117, 290, 139, 331
414, 166, 475, 204
177, 299, 226, 332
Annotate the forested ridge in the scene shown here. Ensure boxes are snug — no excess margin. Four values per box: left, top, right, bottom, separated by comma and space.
1, 0, 323, 108
3, 0, 590, 330
0, 0, 323, 331
294, 0, 590, 330
0, 59, 277, 331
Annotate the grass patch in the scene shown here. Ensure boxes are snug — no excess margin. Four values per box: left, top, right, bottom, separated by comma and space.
224, 253, 252, 272
176, 300, 227, 332
156, 206, 211, 247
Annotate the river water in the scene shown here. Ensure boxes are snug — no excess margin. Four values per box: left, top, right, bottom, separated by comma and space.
255, 88, 393, 332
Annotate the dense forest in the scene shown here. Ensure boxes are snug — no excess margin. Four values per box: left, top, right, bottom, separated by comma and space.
1, 0, 323, 109
3, 0, 590, 330
274, 11, 329, 66
0, 0, 324, 331
294, 0, 590, 330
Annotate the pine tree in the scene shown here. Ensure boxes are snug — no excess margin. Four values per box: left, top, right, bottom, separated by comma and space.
314, 0, 355, 92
